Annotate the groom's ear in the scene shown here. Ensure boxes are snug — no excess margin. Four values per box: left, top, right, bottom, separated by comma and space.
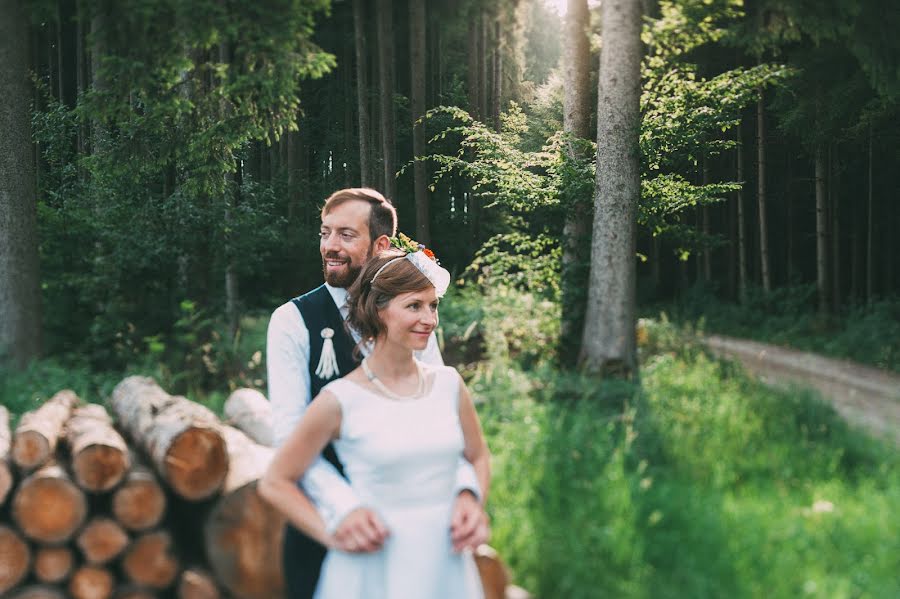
373, 235, 391, 253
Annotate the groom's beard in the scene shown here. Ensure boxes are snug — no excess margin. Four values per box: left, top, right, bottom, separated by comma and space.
322, 250, 369, 288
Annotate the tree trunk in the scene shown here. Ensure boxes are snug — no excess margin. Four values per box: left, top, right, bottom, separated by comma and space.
112, 461, 167, 532
353, 0, 372, 187
736, 125, 748, 303
13, 462, 88, 544
75, 517, 130, 565
0, 0, 42, 369
12, 390, 78, 471
560, 0, 592, 364
0, 405, 12, 506
491, 17, 502, 131
866, 124, 874, 301
831, 145, 841, 311
204, 426, 283, 599
0, 525, 30, 595
756, 92, 771, 292
177, 568, 221, 599
377, 0, 396, 201
410, 0, 430, 244
224, 388, 274, 446
579, 0, 642, 378
121, 531, 180, 590
33, 546, 75, 584
110, 376, 228, 501
66, 404, 130, 492
480, 12, 490, 123
815, 142, 828, 316
467, 15, 479, 119
76, 0, 86, 157
68, 565, 114, 599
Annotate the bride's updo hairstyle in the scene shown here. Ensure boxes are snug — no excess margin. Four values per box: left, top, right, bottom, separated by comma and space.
346, 249, 435, 343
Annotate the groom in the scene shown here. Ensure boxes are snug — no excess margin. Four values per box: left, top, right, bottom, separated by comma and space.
266, 187, 488, 598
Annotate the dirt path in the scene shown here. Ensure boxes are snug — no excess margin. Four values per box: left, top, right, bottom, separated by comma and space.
704, 335, 900, 444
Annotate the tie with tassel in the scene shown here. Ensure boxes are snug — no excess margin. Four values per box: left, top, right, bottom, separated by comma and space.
315, 327, 340, 380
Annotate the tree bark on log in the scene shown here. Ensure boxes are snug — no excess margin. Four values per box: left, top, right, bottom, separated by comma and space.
13, 462, 88, 543
223, 389, 273, 446
0, 405, 13, 505
0, 525, 31, 594
66, 404, 130, 492
110, 377, 227, 501
76, 517, 130, 565
9, 586, 67, 599
177, 568, 221, 599
121, 531, 180, 590
112, 586, 158, 599
204, 426, 283, 599
33, 545, 75, 584
69, 565, 114, 599
112, 461, 167, 532
474, 545, 509, 599
12, 390, 78, 471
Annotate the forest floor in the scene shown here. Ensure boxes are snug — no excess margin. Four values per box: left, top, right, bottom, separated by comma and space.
703, 334, 900, 444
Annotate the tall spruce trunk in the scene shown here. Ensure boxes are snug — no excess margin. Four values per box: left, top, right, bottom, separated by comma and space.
410, 0, 429, 245
353, 0, 372, 187
376, 0, 396, 202
736, 126, 748, 303
702, 158, 711, 282
815, 143, 829, 316
467, 15, 480, 120
0, 0, 43, 368
866, 124, 874, 302
480, 12, 490, 123
491, 18, 502, 131
756, 92, 771, 292
831, 145, 841, 311
579, 0, 642, 378
560, 0, 592, 364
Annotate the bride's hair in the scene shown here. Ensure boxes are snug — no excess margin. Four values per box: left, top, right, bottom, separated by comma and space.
346, 249, 433, 344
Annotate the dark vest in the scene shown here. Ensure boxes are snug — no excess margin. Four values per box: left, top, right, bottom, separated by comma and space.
291, 284, 360, 476
282, 284, 361, 599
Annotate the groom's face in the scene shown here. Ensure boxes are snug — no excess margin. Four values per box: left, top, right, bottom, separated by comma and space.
320, 200, 374, 288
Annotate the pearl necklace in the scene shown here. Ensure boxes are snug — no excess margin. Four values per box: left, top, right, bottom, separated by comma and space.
361, 358, 425, 401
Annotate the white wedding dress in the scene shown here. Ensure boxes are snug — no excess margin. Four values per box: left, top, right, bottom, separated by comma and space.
312, 363, 484, 599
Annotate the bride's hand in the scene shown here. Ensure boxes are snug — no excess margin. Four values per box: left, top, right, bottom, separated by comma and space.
330, 507, 389, 553
450, 491, 490, 552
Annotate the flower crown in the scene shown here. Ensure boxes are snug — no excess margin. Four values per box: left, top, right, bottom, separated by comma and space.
389, 232, 440, 264
371, 232, 450, 296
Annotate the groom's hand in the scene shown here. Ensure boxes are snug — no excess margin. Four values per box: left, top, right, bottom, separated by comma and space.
331, 507, 389, 553
450, 490, 489, 552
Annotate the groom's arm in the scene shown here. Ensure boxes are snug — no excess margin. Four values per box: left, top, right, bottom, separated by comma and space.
267, 304, 364, 532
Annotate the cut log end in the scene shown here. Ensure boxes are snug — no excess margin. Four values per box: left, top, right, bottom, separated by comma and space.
112, 476, 166, 532
76, 518, 130, 565
0, 461, 13, 506
122, 531, 179, 589
11, 430, 51, 470
72, 445, 129, 492
165, 428, 228, 501
204, 484, 284, 599
69, 565, 115, 599
34, 546, 75, 583
177, 568, 220, 599
13, 470, 88, 544
112, 586, 158, 599
0, 525, 31, 595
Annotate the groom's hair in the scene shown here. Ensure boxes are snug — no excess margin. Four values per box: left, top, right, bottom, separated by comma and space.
321, 188, 398, 242
346, 249, 433, 346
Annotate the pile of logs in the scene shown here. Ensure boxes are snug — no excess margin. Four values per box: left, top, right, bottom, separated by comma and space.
0, 378, 283, 599
1, 377, 530, 599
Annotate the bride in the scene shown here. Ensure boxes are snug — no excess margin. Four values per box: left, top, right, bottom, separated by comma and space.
260, 241, 491, 599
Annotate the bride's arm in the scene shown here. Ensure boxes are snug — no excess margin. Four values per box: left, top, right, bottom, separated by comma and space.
259, 391, 342, 548
457, 381, 491, 503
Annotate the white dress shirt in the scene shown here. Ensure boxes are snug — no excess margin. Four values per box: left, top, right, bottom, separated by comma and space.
266, 283, 480, 532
